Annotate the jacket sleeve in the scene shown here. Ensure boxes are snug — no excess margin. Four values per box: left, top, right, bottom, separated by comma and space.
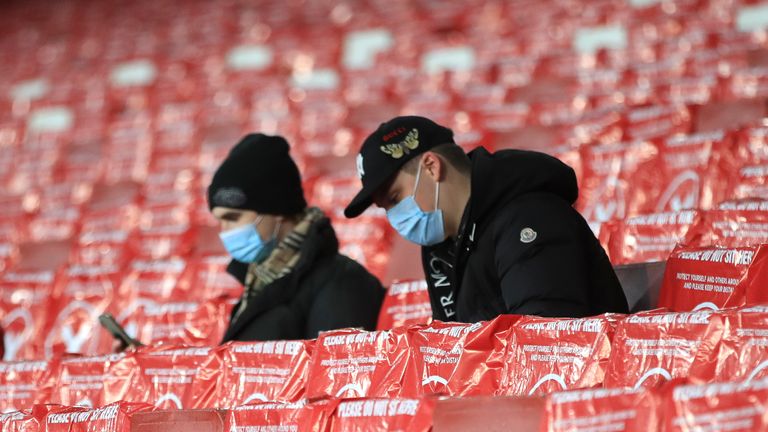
304, 258, 385, 338
493, 194, 595, 318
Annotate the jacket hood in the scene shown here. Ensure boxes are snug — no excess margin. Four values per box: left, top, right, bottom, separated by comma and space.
467, 147, 578, 224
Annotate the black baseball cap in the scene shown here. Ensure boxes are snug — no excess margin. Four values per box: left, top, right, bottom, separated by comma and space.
344, 116, 454, 218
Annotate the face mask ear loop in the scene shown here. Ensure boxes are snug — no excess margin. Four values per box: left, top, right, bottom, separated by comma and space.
413, 160, 424, 196
272, 219, 282, 242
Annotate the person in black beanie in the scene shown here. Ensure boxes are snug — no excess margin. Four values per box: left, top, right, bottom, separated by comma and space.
208, 133, 384, 342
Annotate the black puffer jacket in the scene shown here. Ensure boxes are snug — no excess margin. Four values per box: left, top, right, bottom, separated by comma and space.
422, 147, 628, 323
222, 217, 384, 342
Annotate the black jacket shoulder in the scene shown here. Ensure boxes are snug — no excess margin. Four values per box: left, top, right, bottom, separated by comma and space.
489, 191, 627, 317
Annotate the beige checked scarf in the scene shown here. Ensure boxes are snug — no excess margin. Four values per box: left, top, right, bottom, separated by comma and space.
231, 207, 325, 323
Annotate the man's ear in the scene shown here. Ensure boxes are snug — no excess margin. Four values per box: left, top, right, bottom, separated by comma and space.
422, 151, 445, 182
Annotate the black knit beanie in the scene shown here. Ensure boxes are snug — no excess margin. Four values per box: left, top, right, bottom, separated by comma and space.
207, 134, 307, 215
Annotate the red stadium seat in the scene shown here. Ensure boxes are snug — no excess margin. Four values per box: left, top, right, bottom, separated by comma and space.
0, 404, 58, 432
599, 210, 699, 265
684, 208, 768, 248
660, 377, 768, 431
118, 258, 190, 302
44, 264, 122, 357
376, 279, 432, 331
181, 254, 242, 301
659, 244, 768, 311
577, 140, 658, 224
306, 328, 412, 399
197, 339, 313, 408
43, 401, 155, 432
105, 346, 213, 410
500, 315, 620, 396
605, 309, 720, 388
110, 296, 233, 348
51, 353, 130, 408
0, 358, 58, 412
226, 400, 337, 431
329, 397, 435, 432
543, 387, 657, 432
623, 105, 691, 142
405, 315, 518, 397
630, 131, 738, 214
689, 305, 768, 383
0, 270, 59, 360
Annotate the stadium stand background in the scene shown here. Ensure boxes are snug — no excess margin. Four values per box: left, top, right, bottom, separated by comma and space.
3, 0, 768, 430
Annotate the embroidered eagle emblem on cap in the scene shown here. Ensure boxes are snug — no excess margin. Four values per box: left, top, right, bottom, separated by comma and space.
380, 128, 419, 159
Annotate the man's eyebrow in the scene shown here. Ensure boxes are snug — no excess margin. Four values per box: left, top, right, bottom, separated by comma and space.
219, 212, 241, 221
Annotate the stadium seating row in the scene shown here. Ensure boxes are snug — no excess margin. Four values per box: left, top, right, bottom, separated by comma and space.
542, 376, 768, 431
7, 376, 768, 432
3, 119, 767, 260
0, 260, 237, 361
3, 305, 768, 430
2, 305, 768, 413
601, 204, 768, 266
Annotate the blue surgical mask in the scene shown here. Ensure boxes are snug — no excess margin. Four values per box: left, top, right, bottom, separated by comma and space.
386, 163, 445, 246
219, 217, 279, 263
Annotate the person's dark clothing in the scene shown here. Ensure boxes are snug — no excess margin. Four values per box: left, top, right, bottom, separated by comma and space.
222, 217, 384, 342
422, 147, 628, 323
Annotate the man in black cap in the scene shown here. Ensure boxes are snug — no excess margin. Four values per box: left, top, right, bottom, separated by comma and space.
208, 133, 384, 341
345, 116, 628, 323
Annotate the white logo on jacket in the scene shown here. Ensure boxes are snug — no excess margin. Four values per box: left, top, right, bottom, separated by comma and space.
520, 228, 537, 243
